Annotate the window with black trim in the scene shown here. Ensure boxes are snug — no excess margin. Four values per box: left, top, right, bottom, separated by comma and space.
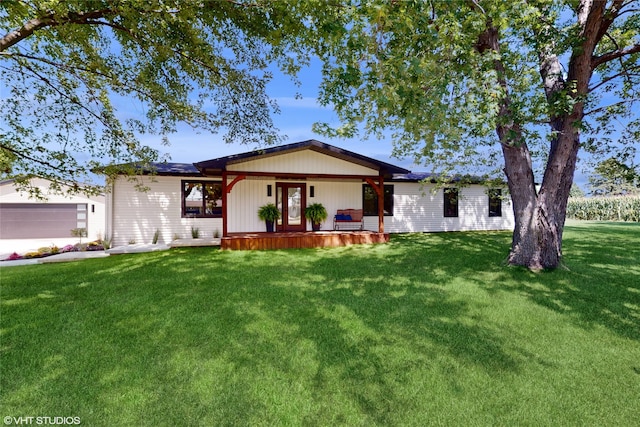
182, 180, 223, 218
488, 189, 502, 217
444, 188, 459, 217
363, 184, 394, 216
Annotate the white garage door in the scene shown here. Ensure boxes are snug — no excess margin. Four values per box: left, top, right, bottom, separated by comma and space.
0, 204, 87, 239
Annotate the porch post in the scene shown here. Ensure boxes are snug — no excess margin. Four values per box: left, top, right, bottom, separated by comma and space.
378, 174, 384, 233
222, 171, 228, 237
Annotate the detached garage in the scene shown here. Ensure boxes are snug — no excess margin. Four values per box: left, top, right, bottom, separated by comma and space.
0, 178, 105, 255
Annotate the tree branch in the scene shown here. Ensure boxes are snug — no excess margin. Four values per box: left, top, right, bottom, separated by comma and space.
0, 143, 73, 175
0, 9, 113, 52
593, 0, 624, 44
18, 61, 116, 131
4, 52, 200, 124
589, 64, 640, 91
584, 97, 640, 116
592, 43, 640, 69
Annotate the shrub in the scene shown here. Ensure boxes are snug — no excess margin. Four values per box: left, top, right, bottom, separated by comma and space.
86, 241, 104, 251
101, 237, 112, 250
60, 244, 75, 253
5, 252, 22, 261
24, 251, 41, 259
191, 227, 200, 238
37, 247, 52, 256
70, 227, 87, 243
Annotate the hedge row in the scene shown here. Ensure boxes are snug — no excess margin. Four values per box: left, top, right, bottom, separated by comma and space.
566, 195, 640, 222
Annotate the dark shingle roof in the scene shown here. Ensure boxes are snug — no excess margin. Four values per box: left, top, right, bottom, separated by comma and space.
391, 172, 506, 185
149, 163, 201, 175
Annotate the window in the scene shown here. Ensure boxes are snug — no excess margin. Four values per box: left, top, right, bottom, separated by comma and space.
363, 184, 394, 216
488, 189, 502, 217
182, 180, 223, 218
444, 188, 458, 217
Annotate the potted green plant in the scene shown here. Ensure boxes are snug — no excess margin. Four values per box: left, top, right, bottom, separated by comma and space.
305, 203, 328, 231
258, 203, 280, 232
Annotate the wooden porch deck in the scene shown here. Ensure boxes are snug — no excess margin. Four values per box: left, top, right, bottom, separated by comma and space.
221, 231, 389, 250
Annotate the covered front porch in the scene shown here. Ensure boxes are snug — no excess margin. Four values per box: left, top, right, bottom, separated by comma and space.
221, 230, 389, 250
193, 140, 410, 238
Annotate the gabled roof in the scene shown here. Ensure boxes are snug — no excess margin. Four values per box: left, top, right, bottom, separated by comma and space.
194, 139, 411, 176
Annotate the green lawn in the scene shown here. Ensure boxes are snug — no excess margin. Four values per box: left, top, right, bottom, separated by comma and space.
1, 222, 639, 426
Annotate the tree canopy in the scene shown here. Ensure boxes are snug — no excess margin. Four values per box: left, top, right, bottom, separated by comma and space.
589, 157, 640, 195
309, 0, 640, 268
2, 1, 639, 269
313, 0, 640, 177
0, 0, 321, 195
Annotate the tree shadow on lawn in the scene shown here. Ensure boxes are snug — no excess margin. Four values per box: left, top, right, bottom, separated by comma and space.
160, 247, 535, 424
1, 240, 532, 425
460, 224, 640, 341
2, 225, 638, 424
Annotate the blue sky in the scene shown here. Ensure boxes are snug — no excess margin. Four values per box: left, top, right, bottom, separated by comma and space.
133, 59, 422, 172
132, 60, 602, 191
76, 52, 638, 192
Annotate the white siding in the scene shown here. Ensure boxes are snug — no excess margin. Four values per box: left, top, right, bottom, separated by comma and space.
226, 177, 268, 233
305, 180, 362, 231
228, 150, 377, 175
108, 175, 514, 243
109, 176, 222, 247
373, 183, 514, 233
228, 177, 361, 232
0, 178, 106, 254
225, 150, 375, 232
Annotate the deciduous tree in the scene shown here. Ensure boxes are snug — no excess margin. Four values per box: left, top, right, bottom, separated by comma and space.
311, 0, 640, 269
0, 1, 316, 195
589, 157, 639, 195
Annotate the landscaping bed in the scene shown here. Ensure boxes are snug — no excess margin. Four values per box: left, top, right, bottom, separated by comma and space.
2, 240, 108, 262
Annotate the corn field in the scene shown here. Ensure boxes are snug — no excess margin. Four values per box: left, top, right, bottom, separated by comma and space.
566, 195, 640, 222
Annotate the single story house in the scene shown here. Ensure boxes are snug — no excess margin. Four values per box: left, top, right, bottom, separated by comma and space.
0, 178, 106, 255
106, 140, 514, 247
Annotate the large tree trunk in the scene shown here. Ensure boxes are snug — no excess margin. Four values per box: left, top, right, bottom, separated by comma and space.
503, 130, 580, 270
475, 23, 569, 270
477, 1, 605, 270
504, 47, 583, 270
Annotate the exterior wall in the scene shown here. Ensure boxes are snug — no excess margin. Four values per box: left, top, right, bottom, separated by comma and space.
228, 150, 378, 175
0, 178, 106, 255
106, 149, 514, 244
108, 176, 222, 247
229, 177, 362, 232
109, 174, 365, 243
108, 176, 514, 244
305, 180, 362, 231
366, 182, 514, 233
231, 178, 514, 233
227, 151, 376, 232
